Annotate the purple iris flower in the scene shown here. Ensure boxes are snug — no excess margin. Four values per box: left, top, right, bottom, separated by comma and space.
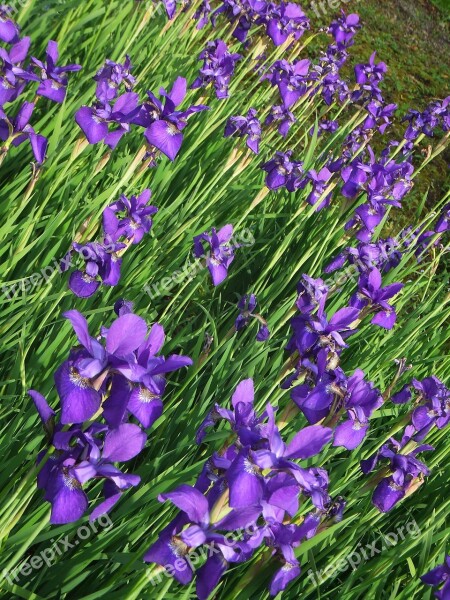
265, 104, 296, 137
196, 378, 262, 444
54, 309, 123, 424
345, 202, 386, 243
68, 188, 157, 297
333, 370, 383, 450
322, 71, 349, 106
260, 150, 304, 191
69, 237, 126, 298
351, 52, 387, 105
403, 96, 450, 141
344, 151, 414, 241
266, 519, 318, 595
328, 12, 361, 49
435, 203, 450, 233
370, 155, 413, 204
71, 422, 145, 517
361, 425, 434, 512
290, 359, 348, 424
421, 556, 450, 600
269, 511, 327, 593
363, 100, 397, 134
305, 166, 333, 211
0, 101, 47, 163
162, 0, 177, 19
364, 237, 403, 273
28, 388, 55, 438
102, 189, 158, 244
392, 376, 450, 441
325, 236, 403, 277
210, 0, 266, 43
350, 267, 403, 329
224, 108, 261, 154
93, 56, 135, 103
411, 377, 450, 439
55, 308, 192, 426
310, 43, 348, 85
352, 82, 384, 106
0, 5, 19, 43
75, 91, 140, 149
308, 41, 351, 105
158, 484, 261, 552
31, 40, 81, 103
311, 119, 339, 137
264, 457, 331, 515
296, 274, 329, 317
266, 2, 309, 47
194, 0, 212, 29
144, 454, 259, 592
191, 39, 241, 99
32, 409, 144, 523
103, 321, 193, 428
265, 58, 310, 108
288, 306, 359, 355
249, 408, 333, 477
193, 225, 235, 286
197, 379, 333, 510
340, 157, 371, 199
144, 513, 195, 585
355, 52, 387, 87
290, 348, 383, 432
145, 485, 259, 592
0, 37, 38, 106
235, 294, 270, 342
337, 127, 369, 162
31, 306, 192, 524
132, 76, 208, 160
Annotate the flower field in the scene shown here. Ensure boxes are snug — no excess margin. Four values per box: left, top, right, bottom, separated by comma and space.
0, 1, 449, 599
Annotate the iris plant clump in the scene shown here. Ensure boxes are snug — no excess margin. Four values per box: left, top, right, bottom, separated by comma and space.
76, 58, 208, 160
29, 303, 192, 523
193, 225, 236, 286
359, 375, 450, 513
66, 189, 158, 297
168, 0, 311, 47
224, 108, 261, 153
0, 10, 80, 164
139, 6, 448, 594
5, 1, 448, 598
145, 379, 340, 597
235, 294, 270, 342
191, 39, 241, 99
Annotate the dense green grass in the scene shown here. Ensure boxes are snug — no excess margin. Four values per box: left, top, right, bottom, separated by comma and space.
0, 1, 449, 600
